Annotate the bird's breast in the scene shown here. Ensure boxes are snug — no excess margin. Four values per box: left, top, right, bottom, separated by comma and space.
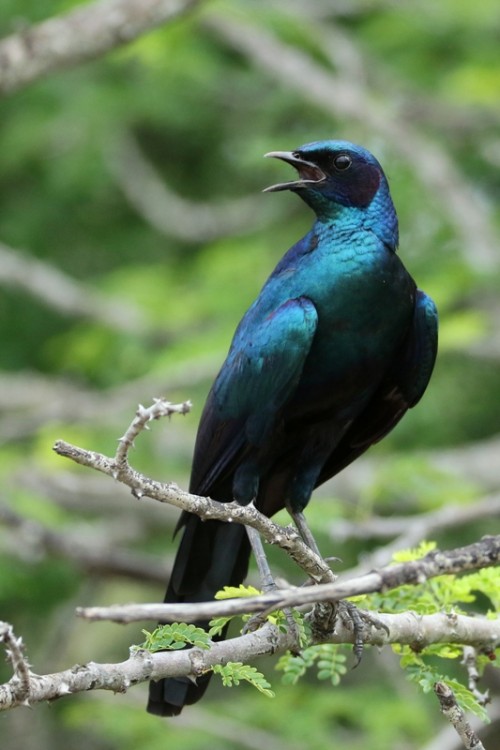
295, 243, 414, 391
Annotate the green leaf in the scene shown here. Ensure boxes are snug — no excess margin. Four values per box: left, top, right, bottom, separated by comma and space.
392, 540, 437, 563
276, 644, 348, 687
404, 655, 490, 722
208, 616, 233, 637
316, 645, 348, 685
212, 662, 275, 697
141, 623, 211, 652
214, 584, 262, 599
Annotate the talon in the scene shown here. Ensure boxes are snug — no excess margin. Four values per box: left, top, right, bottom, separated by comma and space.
342, 602, 365, 667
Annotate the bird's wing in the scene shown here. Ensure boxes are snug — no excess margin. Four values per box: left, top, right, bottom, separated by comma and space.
317, 290, 438, 483
189, 296, 318, 498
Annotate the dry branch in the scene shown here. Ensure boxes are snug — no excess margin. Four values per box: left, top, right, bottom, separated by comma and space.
434, 682, 486, 750
0, 241, 149, 334
0, 0, 201, 94
0, 621, 292, 711
1, 607, 499, 712
0, 399, 496, 715
0, 503, 170, 583
74, 535, 500, 630
105, 131, 276, 242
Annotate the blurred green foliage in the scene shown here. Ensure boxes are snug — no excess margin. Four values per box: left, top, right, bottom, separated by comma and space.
1, 0, 500, 748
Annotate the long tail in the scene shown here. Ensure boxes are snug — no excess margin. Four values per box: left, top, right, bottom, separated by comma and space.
147, 513, 251, 716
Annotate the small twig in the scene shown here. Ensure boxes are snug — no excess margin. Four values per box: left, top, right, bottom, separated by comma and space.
0, 622, 31, 706
434, 681, 486, 750
462, 647, 490, 707
115, 398, 192, 470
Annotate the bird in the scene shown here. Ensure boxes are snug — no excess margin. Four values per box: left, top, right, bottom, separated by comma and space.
147, 139, 438, 716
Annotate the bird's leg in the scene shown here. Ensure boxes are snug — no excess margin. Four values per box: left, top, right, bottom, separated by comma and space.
292, 511, 372, 659
288, 508, 322, 559
244, 525, 300, 649
245, 525, 276, 592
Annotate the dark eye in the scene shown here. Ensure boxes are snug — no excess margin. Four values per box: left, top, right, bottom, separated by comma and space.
333, 153, 352, 171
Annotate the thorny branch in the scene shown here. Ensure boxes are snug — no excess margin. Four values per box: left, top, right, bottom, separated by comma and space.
1, 621, 290, 711
1, 609, 499, 712
0, 621, 31, 707
53, 399, 333, 584
53, 398, 500, 595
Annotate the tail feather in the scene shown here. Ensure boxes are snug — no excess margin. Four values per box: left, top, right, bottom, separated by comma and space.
147, 514, 250, 717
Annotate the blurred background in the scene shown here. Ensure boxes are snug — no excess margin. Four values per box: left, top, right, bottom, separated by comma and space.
1, 1, 500, 748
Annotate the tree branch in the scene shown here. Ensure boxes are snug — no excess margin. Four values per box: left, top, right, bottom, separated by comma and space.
434, 682, 486, 750
0, 503, 170, 583
335, 495, 500, 579
0, 0, 202, 95
0, 621, 31, 707
462, 646, 489, 707
0, 240, 150, 334
1, 399, 497, 716
1, 608, 499, 712
0, 621, 292, 711
105, 131, 276, 242
75, 535, 500, 627
53, 398, 334, 584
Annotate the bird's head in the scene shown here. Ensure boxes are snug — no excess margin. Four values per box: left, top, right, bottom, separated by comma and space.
264, 140, 393, 223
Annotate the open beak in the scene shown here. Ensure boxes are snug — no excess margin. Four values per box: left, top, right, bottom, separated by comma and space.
263, 151, 326, 192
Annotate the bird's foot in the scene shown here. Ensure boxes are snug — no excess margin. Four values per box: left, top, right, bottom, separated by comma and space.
339, 601, 389, 666
242, 610, 268, 634
308, 600, 389, 665
307, 601, 338, 640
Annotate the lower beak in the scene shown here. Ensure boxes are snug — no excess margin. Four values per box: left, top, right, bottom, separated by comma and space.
263, 151, 326, 192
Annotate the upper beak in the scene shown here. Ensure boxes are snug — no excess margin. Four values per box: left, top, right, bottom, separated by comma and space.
263, 151, 326, 192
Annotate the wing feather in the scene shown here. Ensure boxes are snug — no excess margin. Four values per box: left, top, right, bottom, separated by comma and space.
317, 290, 438, 484
189, 296, 318, 499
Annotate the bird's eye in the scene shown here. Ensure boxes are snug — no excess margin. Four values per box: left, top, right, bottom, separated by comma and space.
333, 154, 352, 171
